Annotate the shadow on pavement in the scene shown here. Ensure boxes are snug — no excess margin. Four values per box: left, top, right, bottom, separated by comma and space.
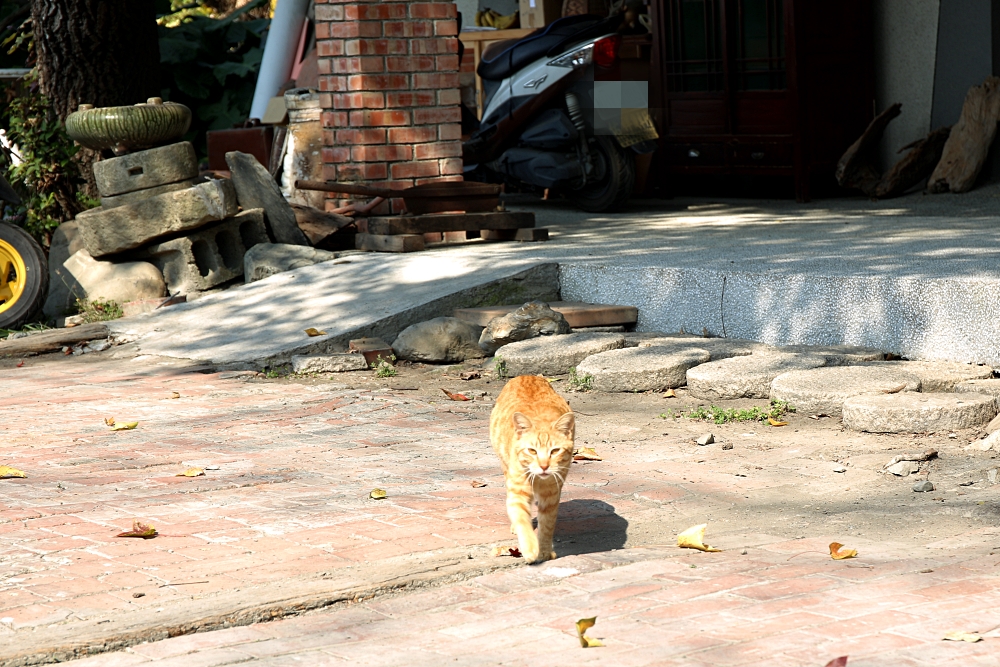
553, 498, 629, 557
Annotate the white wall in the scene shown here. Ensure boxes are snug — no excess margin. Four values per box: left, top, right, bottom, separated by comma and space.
873, 0, 940, 170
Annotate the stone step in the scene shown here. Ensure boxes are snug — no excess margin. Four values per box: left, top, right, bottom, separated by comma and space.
575, 346, 710, 392
955, 378, 1000, 403
842, 392, 998, 433
775, 344, 887, 366
871, 360, 994, 392
638, 336, 763, 360
454, 301, 637, 329
769, 365, 921, 417
496, 332, 625, 377
686, 352, 827, 400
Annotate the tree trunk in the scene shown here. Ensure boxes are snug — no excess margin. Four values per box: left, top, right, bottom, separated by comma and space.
30, 0, 161, 121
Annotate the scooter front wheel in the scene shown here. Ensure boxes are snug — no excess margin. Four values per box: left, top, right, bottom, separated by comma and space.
569, 136, 635, 213
0, 222, 48, 330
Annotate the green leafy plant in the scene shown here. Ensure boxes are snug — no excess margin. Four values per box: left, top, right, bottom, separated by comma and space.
157, 0, 270, 157
568, 367, 593, 392
75, 298, 123, 323
373, 354, 397, 378
680, 400, 796, 425
493, 355, 508, 378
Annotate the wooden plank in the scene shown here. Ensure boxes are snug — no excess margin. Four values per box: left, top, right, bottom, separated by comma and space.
355, 233, 425, 253
481, 228, 549, 241
452, 302, 638, 328
365, 211, 534, 235
290, 203, 354, 247
0, 323, 109, 356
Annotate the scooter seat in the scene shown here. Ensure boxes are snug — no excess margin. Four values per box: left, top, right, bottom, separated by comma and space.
477, 14, 601, 82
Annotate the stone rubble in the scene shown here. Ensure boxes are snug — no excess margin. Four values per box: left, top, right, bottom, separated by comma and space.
291, 353, 368, 374
93, 142, 199, 197
391, 317, 485, 363
243, 243, 340, 283
479, 301, 571, 355
61, 250, 165, 307
769, 365, 922, 417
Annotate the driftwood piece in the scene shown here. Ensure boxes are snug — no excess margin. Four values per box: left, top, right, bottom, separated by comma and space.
0, 323, 109, 356
874, 126, 951, 198
836, 103, 902, 195
928, 76, 1000, 193
290, 203, 354, 247
884, 449, 938, 469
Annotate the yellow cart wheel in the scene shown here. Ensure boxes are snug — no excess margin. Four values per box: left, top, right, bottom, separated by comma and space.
0, 223, 47, 330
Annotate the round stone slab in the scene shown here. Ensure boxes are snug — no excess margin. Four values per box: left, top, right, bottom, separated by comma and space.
776, 344, 887, 366
687, 353, 826, 400
638, 337, 764, 360
955, 379, 1000, 403
576, 347, 711, 392
872, 361, 994, 392
497, 332, 625, 377
770, 366, 921, 417
842, 392, 998, 433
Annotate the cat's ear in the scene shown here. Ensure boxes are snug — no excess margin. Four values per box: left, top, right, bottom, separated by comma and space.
552, 412, 575, 437
512, 412, 533, 435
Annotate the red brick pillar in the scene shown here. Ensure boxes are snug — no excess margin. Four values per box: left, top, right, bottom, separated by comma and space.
315, 1, 463, 213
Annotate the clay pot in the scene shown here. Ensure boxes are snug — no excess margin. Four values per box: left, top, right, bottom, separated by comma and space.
65, 98, 192, 154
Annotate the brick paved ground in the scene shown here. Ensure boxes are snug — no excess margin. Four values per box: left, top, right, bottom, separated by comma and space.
4, 351, 1000, 666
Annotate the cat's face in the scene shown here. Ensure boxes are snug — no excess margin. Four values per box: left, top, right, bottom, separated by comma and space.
512, 411, 575, 483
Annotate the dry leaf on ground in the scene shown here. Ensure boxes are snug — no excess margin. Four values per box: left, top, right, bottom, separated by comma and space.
491, 546, 522, 557
110, 421, 139, 431
176, 468, 205, 477
882, 383, 907, 394
663, 388, 677, 398
768, 417, 788, 427
470, 480, 487, 488
829, 542, 858, 560
460, 371, 481, 381
573, 447, 602, 461
169, 391, 180, 399
304, 327, 327, 337
823, 658, 848, 667
104, 416, 115, 426
370, 488, 387, 499
16, 360, 24, 367
441, 388, 470, 401
117, 521, 157, 539
575, 617, 605, 648
677, 524, 722, 552
0, 466, 26, 479
808, 414, 830, 420
943, 631, 982, 643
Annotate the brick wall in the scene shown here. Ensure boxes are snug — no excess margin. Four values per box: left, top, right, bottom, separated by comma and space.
315, 1, 463, 213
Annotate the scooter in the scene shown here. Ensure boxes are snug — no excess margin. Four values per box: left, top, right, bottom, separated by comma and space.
463, 14, 654, 212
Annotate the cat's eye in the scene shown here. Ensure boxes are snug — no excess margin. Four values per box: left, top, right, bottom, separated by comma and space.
526, 448, 537, 455
551, 448, 562, 455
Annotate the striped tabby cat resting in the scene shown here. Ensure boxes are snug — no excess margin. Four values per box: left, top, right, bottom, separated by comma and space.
490, 375, 575, 564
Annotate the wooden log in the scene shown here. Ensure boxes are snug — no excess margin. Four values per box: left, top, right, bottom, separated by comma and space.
0, 323, 109, 356
290, 203, 354, 247
364, 211, 534, 236
874, 126, 951, 198
481, 228, 550, 241
836, 103, 902, 195
928, 76, 1000, 193
354, 233, 425, 253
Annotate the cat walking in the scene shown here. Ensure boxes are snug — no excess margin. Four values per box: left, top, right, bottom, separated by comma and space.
490, 375, 575, 564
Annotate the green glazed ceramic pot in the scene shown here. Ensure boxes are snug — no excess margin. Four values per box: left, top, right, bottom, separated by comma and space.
65, 98, 191, 153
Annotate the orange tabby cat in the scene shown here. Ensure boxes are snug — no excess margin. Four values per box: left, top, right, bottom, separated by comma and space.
490, 374, 575, 564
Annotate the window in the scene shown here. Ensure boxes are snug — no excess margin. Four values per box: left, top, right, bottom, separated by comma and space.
736, 0, 785, 90
664, 0, 724, 92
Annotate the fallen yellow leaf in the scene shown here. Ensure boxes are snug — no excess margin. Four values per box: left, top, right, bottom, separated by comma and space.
829, 542, 857, 560
768, 417, 788, 427
176, 468, 205, 477
0, 465, 26, 479
110, 421, 138, 431
943, 631, 982, 643
104, 416, 116, 426
441, 388, 470, 401
490, 546, 521, 558
470, 480, 487, 488
304, 327, 327, 337
117, 520, 157, 539
677, 524, 722, 552
575, 617, 604, 648
573, 447, 602, 461
370, 488, 387, 499
664, 388, 677, 398
169, 391, 180, 399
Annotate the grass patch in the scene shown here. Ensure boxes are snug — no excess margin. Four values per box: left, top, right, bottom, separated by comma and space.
493, 355, 508, 379
660, 399, 795, 424
568, 367, 593, 392
374, 354, 397, 378
75, 298, 124, 323
1, 321, 51, 339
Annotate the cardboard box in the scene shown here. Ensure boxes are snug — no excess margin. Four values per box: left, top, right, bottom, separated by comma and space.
519, 0, 562, 29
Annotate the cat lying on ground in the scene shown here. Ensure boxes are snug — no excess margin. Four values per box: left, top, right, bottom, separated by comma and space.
490, 375, 575, 564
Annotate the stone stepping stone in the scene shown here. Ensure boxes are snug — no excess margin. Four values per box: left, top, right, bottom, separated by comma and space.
842, 392, 998, 433
770, 366, 921, 417
955, 379, 1000, 403
638, 336, 764, 360
496, 332, 625, 377
576, 347, 711, 392
872, 361, 994, 391
776, 344, 887, 365
686, 352, 826, 400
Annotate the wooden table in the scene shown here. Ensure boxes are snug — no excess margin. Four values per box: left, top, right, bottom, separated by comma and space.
460, 28, 534, 118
